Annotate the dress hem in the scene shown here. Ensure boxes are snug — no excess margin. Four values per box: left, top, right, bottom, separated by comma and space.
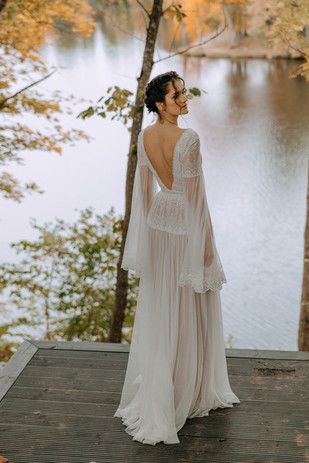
114, 392, 240, 446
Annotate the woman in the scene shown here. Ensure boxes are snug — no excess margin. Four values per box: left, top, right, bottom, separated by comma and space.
114, 70, 240, 445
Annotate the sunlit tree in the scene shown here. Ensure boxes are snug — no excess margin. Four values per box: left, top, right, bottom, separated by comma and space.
0, 0, 95, 202
265, 0, 309, 80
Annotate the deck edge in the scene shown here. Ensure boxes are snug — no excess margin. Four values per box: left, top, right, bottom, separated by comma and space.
31, 339, 130, 353
0, 340, 38, 402
29, 340, 309, 360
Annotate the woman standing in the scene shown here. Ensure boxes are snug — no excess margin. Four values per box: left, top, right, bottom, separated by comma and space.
114, 70, 240, 445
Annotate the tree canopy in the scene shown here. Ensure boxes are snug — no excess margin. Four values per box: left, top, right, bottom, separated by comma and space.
0, 0, 95, 202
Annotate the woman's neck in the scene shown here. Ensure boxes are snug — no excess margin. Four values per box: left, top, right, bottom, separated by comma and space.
156, 115, 178, 127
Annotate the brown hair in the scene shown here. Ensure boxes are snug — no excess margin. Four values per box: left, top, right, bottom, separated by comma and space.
144, 71, 185, 116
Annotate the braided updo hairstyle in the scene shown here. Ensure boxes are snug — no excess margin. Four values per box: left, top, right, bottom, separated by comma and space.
144, 71, 185, 117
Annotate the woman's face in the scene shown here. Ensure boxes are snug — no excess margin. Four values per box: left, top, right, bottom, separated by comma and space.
160, 79, 189, 116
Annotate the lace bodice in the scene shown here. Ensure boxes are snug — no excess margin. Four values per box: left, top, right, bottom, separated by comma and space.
138, 128, 202, 235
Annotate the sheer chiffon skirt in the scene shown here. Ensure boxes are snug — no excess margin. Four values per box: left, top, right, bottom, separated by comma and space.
114, 226, 240, 445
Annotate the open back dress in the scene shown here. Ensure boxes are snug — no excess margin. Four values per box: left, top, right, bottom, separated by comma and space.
114, 127, 240, 445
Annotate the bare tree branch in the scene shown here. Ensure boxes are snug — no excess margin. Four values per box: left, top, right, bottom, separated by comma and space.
154, 21, 227, 63
102, 11, 145, 42
136, 0, 150, 18
279, 31, 308, 59
0, 69, 57, 109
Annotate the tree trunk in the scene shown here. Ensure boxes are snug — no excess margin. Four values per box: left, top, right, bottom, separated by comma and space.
298, 162, 309, 351
223, 3, 246, 47
108, 0, 163, 343
0, 0, 7, 14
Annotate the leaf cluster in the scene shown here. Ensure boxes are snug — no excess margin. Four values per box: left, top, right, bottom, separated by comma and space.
0, 207, 139, 360
78, 84, 204, 126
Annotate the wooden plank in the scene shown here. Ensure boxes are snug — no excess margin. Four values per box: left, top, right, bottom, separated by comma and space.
0, 423, 307, 449
32, 348, 129, 362
0, 397, 116, 416
0, 420, 307, 443
28, 355, 309, 377
6, 386, 121, 404
12, 372, 308, 395
21, 365, 126, 380
225, 348, 309, 361
0, 340, 38, 402
0, 407, 307, 437
30, 355, 128, 369
14, 375, 124, 392
16, 365, 309, 389
18, 360, 309, 386
32, 339, 130, 352
1, 396, 308, 419
0, 424, 306, 463
5, 384, 308, 404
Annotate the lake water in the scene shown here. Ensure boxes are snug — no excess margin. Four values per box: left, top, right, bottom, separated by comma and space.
1, 19, 309, 351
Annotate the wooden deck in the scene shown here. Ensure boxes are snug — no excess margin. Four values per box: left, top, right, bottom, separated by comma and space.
0, 340, 308, 463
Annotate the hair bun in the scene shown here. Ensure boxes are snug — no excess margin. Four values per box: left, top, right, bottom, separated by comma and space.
143, 71, 184, 115
144, 94, 157, 113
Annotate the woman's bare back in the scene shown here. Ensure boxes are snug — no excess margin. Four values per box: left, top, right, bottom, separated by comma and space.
142, 124, 187, 190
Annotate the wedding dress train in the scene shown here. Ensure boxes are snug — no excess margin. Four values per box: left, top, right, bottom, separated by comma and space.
114, 127, 240, 445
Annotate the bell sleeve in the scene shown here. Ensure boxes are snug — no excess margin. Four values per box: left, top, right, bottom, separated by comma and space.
178, 131, 227, 293
120, 132, 155, 277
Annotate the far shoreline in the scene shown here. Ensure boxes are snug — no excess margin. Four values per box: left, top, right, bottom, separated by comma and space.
184, 34, 304, 61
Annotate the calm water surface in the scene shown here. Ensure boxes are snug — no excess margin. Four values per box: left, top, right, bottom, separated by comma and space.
1, 18, 309, 350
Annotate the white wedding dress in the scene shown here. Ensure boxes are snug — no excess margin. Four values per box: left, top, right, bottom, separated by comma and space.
114, 127, 240, 445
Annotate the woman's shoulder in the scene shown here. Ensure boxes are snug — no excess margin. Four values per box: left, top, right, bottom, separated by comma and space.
182, 128, 200, 150
185, 127, 199, 138
140, 124, 156, 135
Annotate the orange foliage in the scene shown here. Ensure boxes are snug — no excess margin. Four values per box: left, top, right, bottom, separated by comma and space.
0, 0, 95, 61
161, 0, 247, 43
0, 0, 95, 202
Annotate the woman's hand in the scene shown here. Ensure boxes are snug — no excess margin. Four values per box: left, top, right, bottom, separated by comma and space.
204, 239, 214, 267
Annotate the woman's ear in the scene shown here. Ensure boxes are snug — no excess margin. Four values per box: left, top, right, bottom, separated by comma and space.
156, 102, 164, 113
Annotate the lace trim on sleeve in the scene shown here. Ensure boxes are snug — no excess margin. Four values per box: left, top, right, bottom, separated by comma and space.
178, 270, 227, 293
180, 134, 203, 178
